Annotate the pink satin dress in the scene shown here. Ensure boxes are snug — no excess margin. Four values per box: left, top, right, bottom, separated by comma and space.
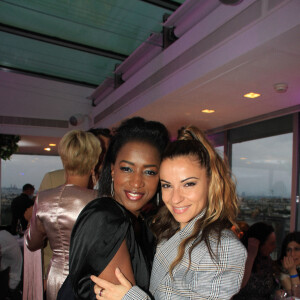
25, 184, 97, 300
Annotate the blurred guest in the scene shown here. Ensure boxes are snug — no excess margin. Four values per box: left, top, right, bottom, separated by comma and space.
233, 222, 278, 300
25, 130, 101, 300
11, 184, 35, 235
0, 229, 23, 300
38, 128, 111, 286
232, 221, 250, 240
278, 231, 300, 295
87, 127, 112, 189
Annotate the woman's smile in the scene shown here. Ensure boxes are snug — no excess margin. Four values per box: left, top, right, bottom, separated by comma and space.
125, 190, 145, 201
172, 205, 190, 214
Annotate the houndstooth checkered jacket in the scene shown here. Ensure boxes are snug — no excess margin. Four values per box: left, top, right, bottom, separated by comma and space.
123, 213, 247, 300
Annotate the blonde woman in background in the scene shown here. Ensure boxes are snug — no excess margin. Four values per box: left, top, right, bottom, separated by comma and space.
91, 125, 247, 300
25, 130, 101, 300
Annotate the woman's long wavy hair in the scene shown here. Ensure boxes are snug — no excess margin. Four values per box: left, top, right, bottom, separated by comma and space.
98, 117, 169, 198
151, 125, 239, 274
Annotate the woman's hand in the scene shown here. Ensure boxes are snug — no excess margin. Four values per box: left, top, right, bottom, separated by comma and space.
283, 255, 297, 275
91, 268, 132, 300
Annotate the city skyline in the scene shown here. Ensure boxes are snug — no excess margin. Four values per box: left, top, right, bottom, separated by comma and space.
1, 132, 292, 197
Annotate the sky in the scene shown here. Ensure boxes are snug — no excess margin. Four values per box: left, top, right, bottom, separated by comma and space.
232, 133, 293, 198
1, 154, 62, 190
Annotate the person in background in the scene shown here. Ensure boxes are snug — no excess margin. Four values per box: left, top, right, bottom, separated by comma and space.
91, 125, 247, 300
0, 229, 23, 300
25, 130, 101, 300
11, 183, 35, 235
39, 128, 112, 192
57, 117, 169, 300
232, 221, 250, 240
38, 127, 112, 289
87, 128, 112, 189
278, 231, 300, 296
233, 222, 278, 300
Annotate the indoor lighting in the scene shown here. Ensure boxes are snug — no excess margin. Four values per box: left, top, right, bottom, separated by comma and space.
49, 143, 56, 147
44, 147, 51, 151
201, 109, 215, 113
244, 92, 261, 99
240, 157, 247, 160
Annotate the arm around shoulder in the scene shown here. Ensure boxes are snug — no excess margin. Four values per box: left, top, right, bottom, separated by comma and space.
69, 198, 131, 298
99, 239, 135, 285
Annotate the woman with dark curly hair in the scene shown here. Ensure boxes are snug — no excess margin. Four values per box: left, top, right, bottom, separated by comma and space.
233, 222, 277, 300
278, 231, 300, 296
58, 117, 169, 300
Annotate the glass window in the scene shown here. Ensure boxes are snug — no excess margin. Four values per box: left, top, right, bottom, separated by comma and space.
215, 146, 224, 159
1, 154, 62, 226
207, 132, 224, 158
232, 133, 293, 258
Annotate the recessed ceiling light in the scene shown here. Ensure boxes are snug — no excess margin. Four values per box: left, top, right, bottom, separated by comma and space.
240, 157, 247, 160
49, 143, 56, 146
201, 109, 215, 113
44, 147, 51, 151
244, 92, 261, 99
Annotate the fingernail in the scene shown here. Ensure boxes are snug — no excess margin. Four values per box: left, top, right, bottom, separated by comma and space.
116, 267, 120, 272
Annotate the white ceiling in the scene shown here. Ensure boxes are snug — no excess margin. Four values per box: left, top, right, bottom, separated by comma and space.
0, 0, 299, 155
133, 24, 300, 135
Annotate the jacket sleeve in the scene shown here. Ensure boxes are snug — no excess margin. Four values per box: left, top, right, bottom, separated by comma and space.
191, 232, 247, 299
69, 197, 130, 299
123, 286, 152, 300
25, 194, 47, 251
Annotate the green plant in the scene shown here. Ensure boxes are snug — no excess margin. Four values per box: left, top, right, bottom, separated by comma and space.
0, 134, 20, 160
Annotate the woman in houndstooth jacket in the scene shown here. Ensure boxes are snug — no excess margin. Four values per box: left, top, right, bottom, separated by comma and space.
91, 125, 247, 300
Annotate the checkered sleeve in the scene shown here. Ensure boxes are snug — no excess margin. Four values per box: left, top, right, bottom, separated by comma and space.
122, 286, 152, 300
190, 231, 247, 299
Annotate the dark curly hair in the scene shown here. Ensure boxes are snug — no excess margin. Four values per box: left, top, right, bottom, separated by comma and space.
242, 222, 274, 249
98, 117, 169, 197
278, 231, 300, 262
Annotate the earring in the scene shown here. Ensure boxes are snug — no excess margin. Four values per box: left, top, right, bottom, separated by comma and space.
156, 192, 160, 206
111, 179, 114, 198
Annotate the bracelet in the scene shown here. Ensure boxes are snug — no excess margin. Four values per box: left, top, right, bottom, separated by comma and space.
290, 274, 299, 278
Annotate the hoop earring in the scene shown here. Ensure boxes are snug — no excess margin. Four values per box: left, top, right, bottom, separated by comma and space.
111, 179, 114, 198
